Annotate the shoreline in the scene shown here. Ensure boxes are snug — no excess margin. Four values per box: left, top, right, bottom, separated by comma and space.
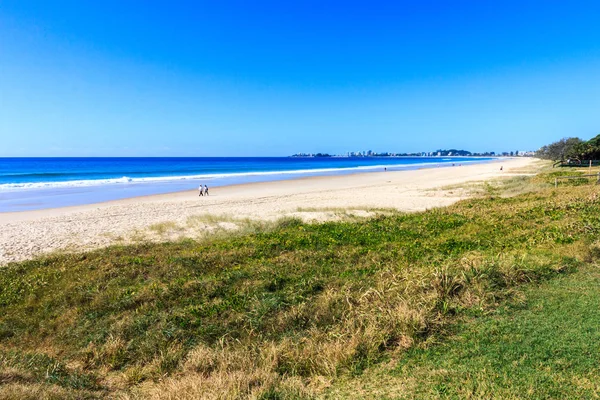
0, 158, 500, 221
0, 157, 496, 213
0, 157, 538, 265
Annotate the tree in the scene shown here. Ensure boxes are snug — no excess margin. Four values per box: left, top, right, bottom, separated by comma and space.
588, 133, 600, 147
535, 137, 583, 161
563, 134, 600, 161
582, 134, 600, 160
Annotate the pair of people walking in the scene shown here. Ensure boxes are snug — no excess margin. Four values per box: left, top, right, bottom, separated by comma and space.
198, 184, 209, 196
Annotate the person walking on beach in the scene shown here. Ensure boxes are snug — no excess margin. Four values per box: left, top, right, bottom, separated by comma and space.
198, 184, 203, 196
204, 185, 209, 196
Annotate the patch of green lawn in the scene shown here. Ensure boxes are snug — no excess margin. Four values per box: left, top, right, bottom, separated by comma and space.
327, 264, 600, 399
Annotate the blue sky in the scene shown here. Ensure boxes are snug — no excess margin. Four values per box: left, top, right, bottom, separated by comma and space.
1, 1, 599, 156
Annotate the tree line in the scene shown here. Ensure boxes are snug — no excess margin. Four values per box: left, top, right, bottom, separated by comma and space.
536, 134, 600, 161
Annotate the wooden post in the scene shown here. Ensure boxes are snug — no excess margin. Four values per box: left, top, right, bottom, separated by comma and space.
597, 171, 600, 184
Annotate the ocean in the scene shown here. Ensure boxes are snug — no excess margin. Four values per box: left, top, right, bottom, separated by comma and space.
0, 157, 494, 212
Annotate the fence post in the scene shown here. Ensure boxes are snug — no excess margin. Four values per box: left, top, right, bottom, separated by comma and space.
597, 171, 600, 184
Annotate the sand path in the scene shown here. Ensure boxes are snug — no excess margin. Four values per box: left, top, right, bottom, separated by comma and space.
0, 158, 537, 265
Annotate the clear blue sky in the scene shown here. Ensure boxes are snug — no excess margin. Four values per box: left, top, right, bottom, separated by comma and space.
1, 1, 599, 156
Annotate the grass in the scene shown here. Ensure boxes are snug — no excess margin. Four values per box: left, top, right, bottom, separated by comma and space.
142, 214, 286, 243
1, 170, 599, 398
326, 261, 600, 399
436, 176, 545, 198
292, 207, 397, 223
295, 206, 398, 214
148, 221, 181, 235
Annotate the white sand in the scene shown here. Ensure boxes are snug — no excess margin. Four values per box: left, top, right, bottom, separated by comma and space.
0, 158, 538, 265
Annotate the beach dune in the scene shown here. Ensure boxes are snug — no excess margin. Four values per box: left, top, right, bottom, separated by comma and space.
0, 158, 537, 265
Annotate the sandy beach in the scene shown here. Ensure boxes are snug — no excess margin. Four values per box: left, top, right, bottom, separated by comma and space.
0, 158, 537, 265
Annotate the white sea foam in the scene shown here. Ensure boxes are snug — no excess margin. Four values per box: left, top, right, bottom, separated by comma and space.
0, 160, 487, 191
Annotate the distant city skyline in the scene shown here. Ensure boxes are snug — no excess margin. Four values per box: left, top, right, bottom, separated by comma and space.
291, 149, 533, 158
1, 1, 600, 157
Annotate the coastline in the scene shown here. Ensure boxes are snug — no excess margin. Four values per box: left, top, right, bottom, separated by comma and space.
0, 157, 537, 265
0, 156, 495, 213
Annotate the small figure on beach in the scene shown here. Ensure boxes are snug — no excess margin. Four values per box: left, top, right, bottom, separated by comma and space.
384, 167, 387, 172
198, 184, 203, 196
500, 166, 503, 171
204, 185, 209, 196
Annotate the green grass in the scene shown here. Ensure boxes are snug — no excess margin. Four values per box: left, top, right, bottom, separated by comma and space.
1, 172, 599, 398
326, 262, 600, 399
